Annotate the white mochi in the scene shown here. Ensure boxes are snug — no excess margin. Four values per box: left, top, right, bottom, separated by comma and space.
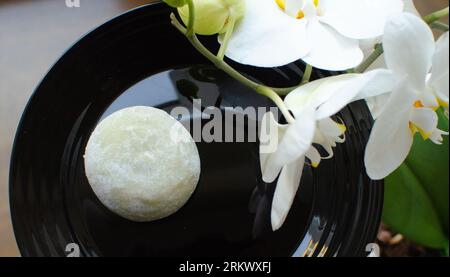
84, 106, 200, 222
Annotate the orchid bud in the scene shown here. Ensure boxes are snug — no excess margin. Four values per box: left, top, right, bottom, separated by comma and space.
178, 0, 245, 35
163, 0, 187, 8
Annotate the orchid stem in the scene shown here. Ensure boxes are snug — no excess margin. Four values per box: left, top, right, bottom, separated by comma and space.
186, 0, 195, 37
272, 85, 301, 96
171, 14, 187, 32
257, 87, 296, 124
170, 15, 295, 123
217, 16, 236, 60
354, 7, 449, 73
270, 65, 313, 94
423, 7, 449, 25
431, 21, 449, 32
301, 64, 313, 84
355, 43, 383, 73
171, 14, 296, 95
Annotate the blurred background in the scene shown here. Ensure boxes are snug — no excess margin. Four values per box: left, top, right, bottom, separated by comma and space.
0, 0, 448, 257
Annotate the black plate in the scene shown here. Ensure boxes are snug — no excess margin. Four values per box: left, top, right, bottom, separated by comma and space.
9, 3, 383, 257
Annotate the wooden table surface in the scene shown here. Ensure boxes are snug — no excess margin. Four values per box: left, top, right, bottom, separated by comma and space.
0, 0, 448, 257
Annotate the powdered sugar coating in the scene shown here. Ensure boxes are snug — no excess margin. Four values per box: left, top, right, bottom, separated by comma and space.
84, 106, 200, 222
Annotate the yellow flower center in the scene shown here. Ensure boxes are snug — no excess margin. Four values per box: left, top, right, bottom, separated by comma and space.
297, 10, 305, 19
413, 100, 424, 108
275, 0, 286, 10
276, 0, 320, 19
337, 122, 347, 133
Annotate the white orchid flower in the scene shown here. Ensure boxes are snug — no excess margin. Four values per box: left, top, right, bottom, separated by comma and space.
359, 0, 420, 71
364, 13, 449, 181
223, 0, 404, 70
360, 1, 423, 118
260, 69, 393, 230
402, 0, 420, 16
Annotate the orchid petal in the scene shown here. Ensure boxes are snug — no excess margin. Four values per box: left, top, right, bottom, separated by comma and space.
271, 158, 305, 231
305, 146, 322, 167
261, 106, 315, 183
430, 32, 449, 105
383, 13, 435, 90
301, 0, 317, 19
318, 142, 334, 159
410, 107, 439, 139
320, 0, 404, 40
313, 119, 345, 160
224, 0, 310, 67
403, 0, 420, 16
365, 79, 415, 180
356, 69, 396, 119
354, 69, 397, 100
318, 117, 346, 138
284, 76, 333, 111
301, 19, 363, 70
260, 112, 287, 183
429, 129, 449, 145
286, 74, 359, 115
418, 89, 440, 108
431, 73, 449, 106
365, 93, 391, 119
315, 74, 374, 119
285, 0, 303, 17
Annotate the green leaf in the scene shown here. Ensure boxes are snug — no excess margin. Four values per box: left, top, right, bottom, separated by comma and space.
406, 109, 449, 233
383, 164, 448, 248
383, 109, 449, 250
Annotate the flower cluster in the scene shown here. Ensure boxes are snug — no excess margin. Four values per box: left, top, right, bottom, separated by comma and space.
165, 0, 449, 231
